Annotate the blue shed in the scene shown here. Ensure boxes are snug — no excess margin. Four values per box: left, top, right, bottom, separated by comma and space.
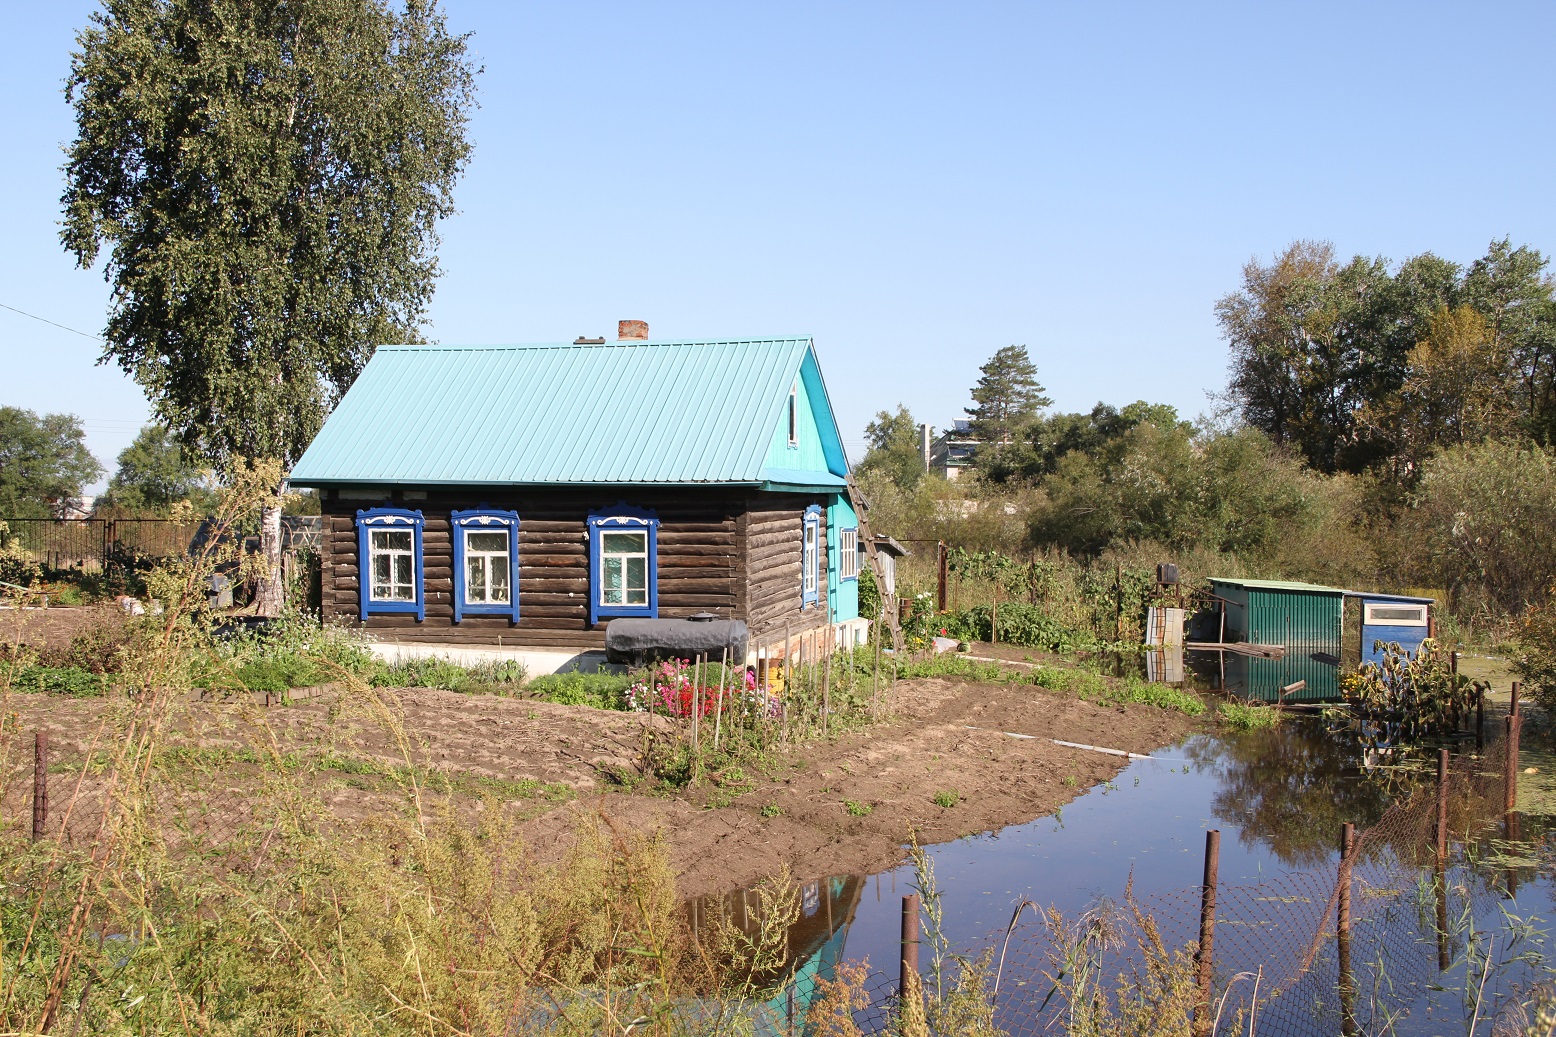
1351, 592, 1435, 666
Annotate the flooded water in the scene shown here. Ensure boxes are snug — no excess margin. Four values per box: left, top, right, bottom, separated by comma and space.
694, 708, 1556, 1035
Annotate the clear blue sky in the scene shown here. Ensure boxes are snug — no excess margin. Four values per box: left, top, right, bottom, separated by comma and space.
3, 2, 1553, 487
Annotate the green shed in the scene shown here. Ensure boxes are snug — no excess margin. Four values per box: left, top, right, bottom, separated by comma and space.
1208, 578, 1345, 649
1207, 578, 1345, 703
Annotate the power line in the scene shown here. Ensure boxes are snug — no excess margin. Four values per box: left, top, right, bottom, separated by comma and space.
0, 301, 104, 342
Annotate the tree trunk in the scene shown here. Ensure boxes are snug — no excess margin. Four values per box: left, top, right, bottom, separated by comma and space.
255, 492, 285, 617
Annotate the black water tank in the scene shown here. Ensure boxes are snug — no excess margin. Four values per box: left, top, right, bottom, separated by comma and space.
1157, 563, 1179, 586
604, 617, 749, 666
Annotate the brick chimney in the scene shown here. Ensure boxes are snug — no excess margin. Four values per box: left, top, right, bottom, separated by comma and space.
618, 319, 649, 340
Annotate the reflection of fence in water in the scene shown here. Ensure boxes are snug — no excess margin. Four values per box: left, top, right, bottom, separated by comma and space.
764, 737, 1522, 1037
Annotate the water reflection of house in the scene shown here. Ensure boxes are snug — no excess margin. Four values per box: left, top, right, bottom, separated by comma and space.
690, 874, 865, 1027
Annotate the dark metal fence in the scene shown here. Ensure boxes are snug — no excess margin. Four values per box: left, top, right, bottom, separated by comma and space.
1, 517, 200, 572
1, 516, 323, 573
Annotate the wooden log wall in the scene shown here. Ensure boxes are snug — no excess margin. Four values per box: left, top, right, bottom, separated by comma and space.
323, 486, 744, 647
742, 495, 830, 644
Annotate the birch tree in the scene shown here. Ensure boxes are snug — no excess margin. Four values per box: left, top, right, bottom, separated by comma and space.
61, 0, 477, 614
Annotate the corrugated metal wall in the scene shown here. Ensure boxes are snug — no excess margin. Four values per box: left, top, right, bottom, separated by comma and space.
1222, 652, 1340, 703
1246, 588, 1342, 651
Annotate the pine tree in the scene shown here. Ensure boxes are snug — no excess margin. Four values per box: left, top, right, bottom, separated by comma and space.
964, 345, 1051, 446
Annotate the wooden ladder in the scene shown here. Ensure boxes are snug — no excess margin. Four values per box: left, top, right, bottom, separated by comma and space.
844, 470, 902, 648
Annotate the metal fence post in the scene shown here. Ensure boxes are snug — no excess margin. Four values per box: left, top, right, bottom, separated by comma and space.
1339, 822, 1357, 1036
900, 893, 920, 1003
1192, 829, 1220, 1036
32, 729, 48, 842
936, 540, 947, 613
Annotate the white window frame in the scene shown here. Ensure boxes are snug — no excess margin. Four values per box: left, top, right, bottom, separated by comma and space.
788, 381, 799, 446
462, 527, 512, 605
1363, 601, 1428, 627
839, 527, 859, 580
600, 528, 650, 608
802, 507, 820, 606
369, 528, 417, 602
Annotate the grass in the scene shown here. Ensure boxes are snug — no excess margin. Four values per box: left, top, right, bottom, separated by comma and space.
1218, 698, 1282, 730
843, 798, 873, 817
932, 788, 960, 808
897, 650, 1207, 717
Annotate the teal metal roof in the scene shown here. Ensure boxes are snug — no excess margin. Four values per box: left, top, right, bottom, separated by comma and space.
290, 338, 847, 486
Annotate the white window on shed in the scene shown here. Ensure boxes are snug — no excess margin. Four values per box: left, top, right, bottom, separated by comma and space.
1363, 602, 1428, 627
839, 528, 859, 579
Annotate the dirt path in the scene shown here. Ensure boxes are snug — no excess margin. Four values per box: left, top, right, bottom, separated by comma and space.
3, 676, 1199, 897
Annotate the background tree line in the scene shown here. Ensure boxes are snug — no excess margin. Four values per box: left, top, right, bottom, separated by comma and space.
857, 238, 1556, 636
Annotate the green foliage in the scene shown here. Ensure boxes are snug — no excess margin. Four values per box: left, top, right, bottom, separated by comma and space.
1396, 439, 1556, 616
1218, 238, 1556, 476
0, 407, 101, 518
1341, 638, 1485, 747
10, 665, 108, 697
98, 424, 214, 513
932, 789, 960, 808
858, 404, 926, 490
525, 669, 632, 710
946, 602, 1097, 653
0, 522, 42, 588
1217, 698, 1281, 730
843, 798, 873, 817
1516, 585, 1556, 710
369, 655, 528, 696
61, 0, 479, 471
858, 565, 882, 620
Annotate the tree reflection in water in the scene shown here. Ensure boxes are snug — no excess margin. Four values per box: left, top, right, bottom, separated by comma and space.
1186, 719, 1407, 869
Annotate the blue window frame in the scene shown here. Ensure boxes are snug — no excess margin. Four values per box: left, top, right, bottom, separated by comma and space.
451, 508, 521, 624
801, 505, 822, 608
587, 504, 660, 625
356, 508, 425, 621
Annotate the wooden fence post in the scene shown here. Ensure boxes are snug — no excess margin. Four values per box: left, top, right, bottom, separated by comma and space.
1505, 684, 1521, 818
32, 730, 48, 842
1192, 829, 1219, 1036
1436, 748, 1450, 863
1339, 822, 1357, 1036
1476, 685, 1485, 753
900, 893, 920, 1003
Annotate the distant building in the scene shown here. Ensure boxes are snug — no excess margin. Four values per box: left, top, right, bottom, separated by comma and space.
929, 420, 978, 480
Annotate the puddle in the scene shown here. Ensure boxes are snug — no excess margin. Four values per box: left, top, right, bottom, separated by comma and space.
692, 714, 1556, 1035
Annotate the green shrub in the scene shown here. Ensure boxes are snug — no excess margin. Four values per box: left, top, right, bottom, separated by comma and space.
368, 655, 527, 695
932, 789, 960, 808
11, 665, 108, 697
944, 602, 1099, 653
526, 669, 631, 710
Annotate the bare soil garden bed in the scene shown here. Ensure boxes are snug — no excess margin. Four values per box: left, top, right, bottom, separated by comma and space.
3, 674, 1199, 896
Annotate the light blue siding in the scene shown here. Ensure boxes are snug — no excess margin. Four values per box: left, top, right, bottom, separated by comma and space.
827, 494, 859, 623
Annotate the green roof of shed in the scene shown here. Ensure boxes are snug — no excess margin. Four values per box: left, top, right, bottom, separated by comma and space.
290, 338, 848, 487
1207, 578, 1346, 595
